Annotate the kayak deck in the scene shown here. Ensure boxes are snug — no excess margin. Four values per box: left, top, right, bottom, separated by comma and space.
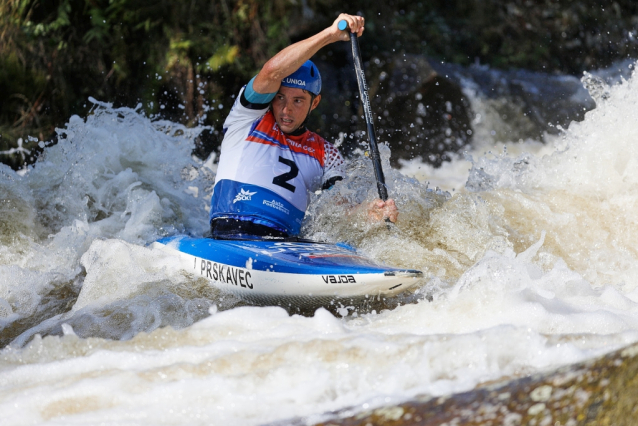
152, 235, 423, 309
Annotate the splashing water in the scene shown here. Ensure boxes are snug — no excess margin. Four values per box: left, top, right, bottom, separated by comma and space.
0, 99, 223, 347
2, 64, 638, 425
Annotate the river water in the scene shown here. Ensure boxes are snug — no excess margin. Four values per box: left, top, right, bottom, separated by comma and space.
2, 65, 638, 425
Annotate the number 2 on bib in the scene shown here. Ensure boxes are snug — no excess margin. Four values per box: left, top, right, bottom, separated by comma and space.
272, 156, 298, 192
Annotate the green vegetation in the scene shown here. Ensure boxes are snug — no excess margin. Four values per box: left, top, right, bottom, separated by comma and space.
1, 0, 637, 169
0, 0, 296, 168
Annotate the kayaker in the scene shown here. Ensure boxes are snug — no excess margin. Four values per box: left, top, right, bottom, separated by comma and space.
210, 13, 398, 239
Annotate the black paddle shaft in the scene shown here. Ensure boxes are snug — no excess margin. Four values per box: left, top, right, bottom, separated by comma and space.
344, 25, 389, 201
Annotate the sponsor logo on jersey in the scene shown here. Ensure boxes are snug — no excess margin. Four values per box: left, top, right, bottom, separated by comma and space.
283, 77, 306, 86
246, 111, 327, 166
233, 188, 257, 203
286, 138, 316, 153
263, 199, 290, 215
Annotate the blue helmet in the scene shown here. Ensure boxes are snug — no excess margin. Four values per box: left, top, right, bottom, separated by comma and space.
280, 60, 321, 95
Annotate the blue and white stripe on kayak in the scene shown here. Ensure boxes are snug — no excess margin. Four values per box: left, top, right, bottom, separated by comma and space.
151, 236, 423, 303
155, 235, 410, 275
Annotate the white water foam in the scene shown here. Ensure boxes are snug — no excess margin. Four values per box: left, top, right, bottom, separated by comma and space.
2, 65, 638, 425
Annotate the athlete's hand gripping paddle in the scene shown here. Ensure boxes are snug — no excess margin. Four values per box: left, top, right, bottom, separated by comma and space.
339, 19, 389, 202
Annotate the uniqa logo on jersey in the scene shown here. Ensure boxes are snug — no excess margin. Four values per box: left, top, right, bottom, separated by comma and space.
283, 78, 306, 86
286, 138, 315, 153
233, 188, 257, 203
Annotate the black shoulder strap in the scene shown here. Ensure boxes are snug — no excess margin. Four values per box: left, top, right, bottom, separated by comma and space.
322, 176, 343, 191
240, 89, 270, 110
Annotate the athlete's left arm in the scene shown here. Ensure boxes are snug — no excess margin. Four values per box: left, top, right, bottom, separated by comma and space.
320, 141, 398, 223
365, 198, 399, 223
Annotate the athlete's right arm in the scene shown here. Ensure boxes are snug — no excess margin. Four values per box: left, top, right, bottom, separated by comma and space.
252, 13, 365, 95
241, 77, 277, 108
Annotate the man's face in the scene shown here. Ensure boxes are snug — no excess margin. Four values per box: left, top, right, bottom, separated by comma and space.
271, 86, 321, 134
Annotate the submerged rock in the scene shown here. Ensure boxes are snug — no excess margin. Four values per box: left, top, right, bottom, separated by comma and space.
311, 52, 473, 168
308, 341, 638, 425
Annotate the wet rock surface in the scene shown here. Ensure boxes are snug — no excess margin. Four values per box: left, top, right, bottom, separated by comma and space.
305, 342, 638, 426
311, 51, 474, 167
366, 55, 473, 167
312, 51, 605, 167
433, 61, 597, 142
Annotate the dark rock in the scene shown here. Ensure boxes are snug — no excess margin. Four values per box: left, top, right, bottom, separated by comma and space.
433, 62, 597, 142
367, 55, 473, 167
312, 52, 600, 168
306, 342, 638, 426
192, 128, 221, 161
310, 52, 474, 168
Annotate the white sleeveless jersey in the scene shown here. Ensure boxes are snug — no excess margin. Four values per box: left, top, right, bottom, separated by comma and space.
210, 87, 345, 235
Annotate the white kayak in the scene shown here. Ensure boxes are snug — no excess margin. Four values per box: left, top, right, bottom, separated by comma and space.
151, 235, 423, 310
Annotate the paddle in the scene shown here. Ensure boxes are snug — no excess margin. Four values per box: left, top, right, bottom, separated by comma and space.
339, 19, 389, 202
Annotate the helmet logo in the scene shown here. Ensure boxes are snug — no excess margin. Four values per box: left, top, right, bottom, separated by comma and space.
283, 77, 306, 86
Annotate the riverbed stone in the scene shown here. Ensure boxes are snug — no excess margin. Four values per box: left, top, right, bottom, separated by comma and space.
309, 341, 638, 425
